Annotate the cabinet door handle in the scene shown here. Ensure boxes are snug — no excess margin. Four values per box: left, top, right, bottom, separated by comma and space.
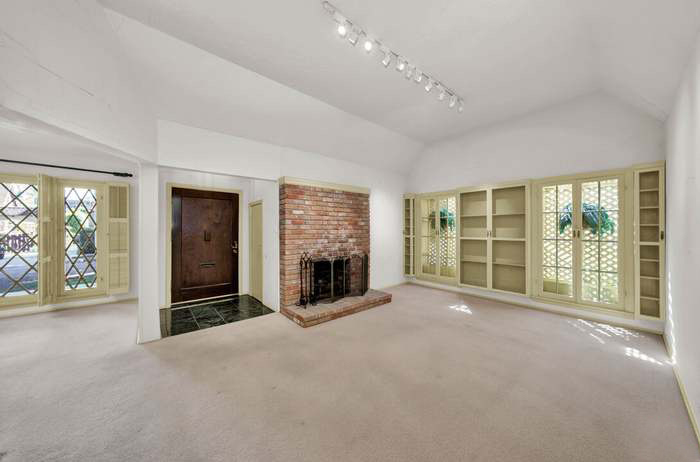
660, 230, 665, 241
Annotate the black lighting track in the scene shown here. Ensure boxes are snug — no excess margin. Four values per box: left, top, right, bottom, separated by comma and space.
0, 159, 133, 178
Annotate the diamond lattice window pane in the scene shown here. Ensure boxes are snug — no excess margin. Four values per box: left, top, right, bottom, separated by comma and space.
0, 182, 39, 297
64, 187, 98, 291
543, 186, 557, 213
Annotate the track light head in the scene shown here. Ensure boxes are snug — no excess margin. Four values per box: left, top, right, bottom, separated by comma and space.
458, 100, 464, 113
425, 79, 433, 92
381, 52, 392, 67
348, 29, 359, 45
363, 39, 373, 52
438, 86, 446, 101
414, 71, 423, 83
337, 23, 347, 37
448, 94, 457, 108
396, 59, 406, 72
405, 66, 414, 80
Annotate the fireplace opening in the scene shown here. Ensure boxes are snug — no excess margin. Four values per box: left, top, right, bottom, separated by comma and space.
298, 253, 368, 307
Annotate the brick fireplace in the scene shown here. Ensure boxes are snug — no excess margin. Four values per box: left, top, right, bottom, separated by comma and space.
279, 178, 391, 326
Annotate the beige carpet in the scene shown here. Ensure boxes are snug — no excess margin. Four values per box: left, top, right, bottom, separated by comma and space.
0, 284, 697, 461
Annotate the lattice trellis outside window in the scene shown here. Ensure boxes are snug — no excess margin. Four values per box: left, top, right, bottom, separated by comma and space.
64, 187, 98, 290
0, 182, 39, 297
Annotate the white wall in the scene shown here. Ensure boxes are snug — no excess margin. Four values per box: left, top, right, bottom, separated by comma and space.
665, 34, 700, 433
251, 179, 280, 311
157, 167, 255, 309
158, 120, 407, 292
409, 92, 665, 192
0, 1, 155, 162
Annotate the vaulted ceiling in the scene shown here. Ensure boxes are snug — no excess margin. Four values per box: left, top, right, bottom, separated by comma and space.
100, 0, 700, 144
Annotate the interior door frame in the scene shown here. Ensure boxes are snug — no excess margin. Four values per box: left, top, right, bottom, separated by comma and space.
165, 183, 243, 308
248, 200, 263, 302
532, 169, 632, 314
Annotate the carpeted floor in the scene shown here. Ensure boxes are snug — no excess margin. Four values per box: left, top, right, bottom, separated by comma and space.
0, 284, 697, 461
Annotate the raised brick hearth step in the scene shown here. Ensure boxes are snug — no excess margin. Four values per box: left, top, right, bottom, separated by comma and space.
281, 289, 392, 327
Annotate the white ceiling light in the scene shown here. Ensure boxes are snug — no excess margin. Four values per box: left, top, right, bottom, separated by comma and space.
381, 50, 392, 67
321, 1, 463, 114
396, 58, 406, 72
448, 94, 457, 108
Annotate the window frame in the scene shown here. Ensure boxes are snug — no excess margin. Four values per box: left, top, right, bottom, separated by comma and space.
0, 174, 40, 308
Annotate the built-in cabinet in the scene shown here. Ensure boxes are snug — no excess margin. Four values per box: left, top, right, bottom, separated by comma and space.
406, 162, 665, 323
634, 166, 665, 320
403, 196, 415, 276
459, 183, 529, 295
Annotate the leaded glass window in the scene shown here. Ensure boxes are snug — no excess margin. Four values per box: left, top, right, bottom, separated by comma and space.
0, 182, 39, 297
64, 187, 98, 290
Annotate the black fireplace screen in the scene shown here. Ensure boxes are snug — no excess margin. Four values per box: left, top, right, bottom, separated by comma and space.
298, 253, 368, 307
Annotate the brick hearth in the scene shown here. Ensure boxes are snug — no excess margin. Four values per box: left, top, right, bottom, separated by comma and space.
281, 289, 392, 328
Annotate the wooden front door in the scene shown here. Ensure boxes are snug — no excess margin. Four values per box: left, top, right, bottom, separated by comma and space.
171, 188, 239, 303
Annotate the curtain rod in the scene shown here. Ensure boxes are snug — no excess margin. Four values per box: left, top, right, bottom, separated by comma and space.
0, 159, 133, 178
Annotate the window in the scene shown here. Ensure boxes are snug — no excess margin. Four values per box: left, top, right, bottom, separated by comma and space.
64, 187, 98, 291
0, 180, 39, 299
0, 174, 129, 310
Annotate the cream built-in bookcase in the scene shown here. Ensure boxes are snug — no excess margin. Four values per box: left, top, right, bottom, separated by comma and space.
458, 183, 529, 295
634, 166, 665, 320
407, 162, 665, 322
403, 195, 415, 276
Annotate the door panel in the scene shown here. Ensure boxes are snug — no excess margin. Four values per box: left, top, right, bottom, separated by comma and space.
541, 183, 574, 298
249, 202, 263, 302
172, 188, 239, 303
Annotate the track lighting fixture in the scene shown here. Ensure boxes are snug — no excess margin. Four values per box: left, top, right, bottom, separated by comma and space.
448, 94, 457, 108
347, 28, 359, 46
321, 1, 463, 114
337, 23, 347, 37
381, 51, 392, 67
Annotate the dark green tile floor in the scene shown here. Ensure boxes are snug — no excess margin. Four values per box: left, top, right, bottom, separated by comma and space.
160, 295, 274, 337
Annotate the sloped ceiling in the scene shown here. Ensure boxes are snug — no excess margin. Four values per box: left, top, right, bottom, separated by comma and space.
99, 0, 700, 145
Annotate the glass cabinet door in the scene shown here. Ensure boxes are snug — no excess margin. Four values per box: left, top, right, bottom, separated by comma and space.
438, 196, 457, 278
541, 183, 574, 299
420, 198, 437, 275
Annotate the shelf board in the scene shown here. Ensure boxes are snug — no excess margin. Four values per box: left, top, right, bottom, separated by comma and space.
639, 206, 659, 209
460, 214, 486, 218
493, 211, 526, 216
639, 188, 659, 192
640, 258, 659, 262
492, 237, 526, 242
493, 259, 526, 268
461, 256, 487, 263
639, 241, 660, 246
460, 237, 487, 240
640, 276, 660, 281
461, 280, 487, 288
640, 295, 660, 301
640, 223, 659, 226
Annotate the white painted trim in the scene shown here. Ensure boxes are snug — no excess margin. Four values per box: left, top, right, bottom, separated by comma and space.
407, 279, 665, 334
248, 199, 263, 302
664, 334, 700, 451
278, 176, 370, 195
0, 294, 136, 319
165, 183, 244, 308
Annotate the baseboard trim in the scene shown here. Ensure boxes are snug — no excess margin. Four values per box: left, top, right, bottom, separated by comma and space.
0, 295, 137, 319
664, 335, 700, 451
407, 279, 664, 335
